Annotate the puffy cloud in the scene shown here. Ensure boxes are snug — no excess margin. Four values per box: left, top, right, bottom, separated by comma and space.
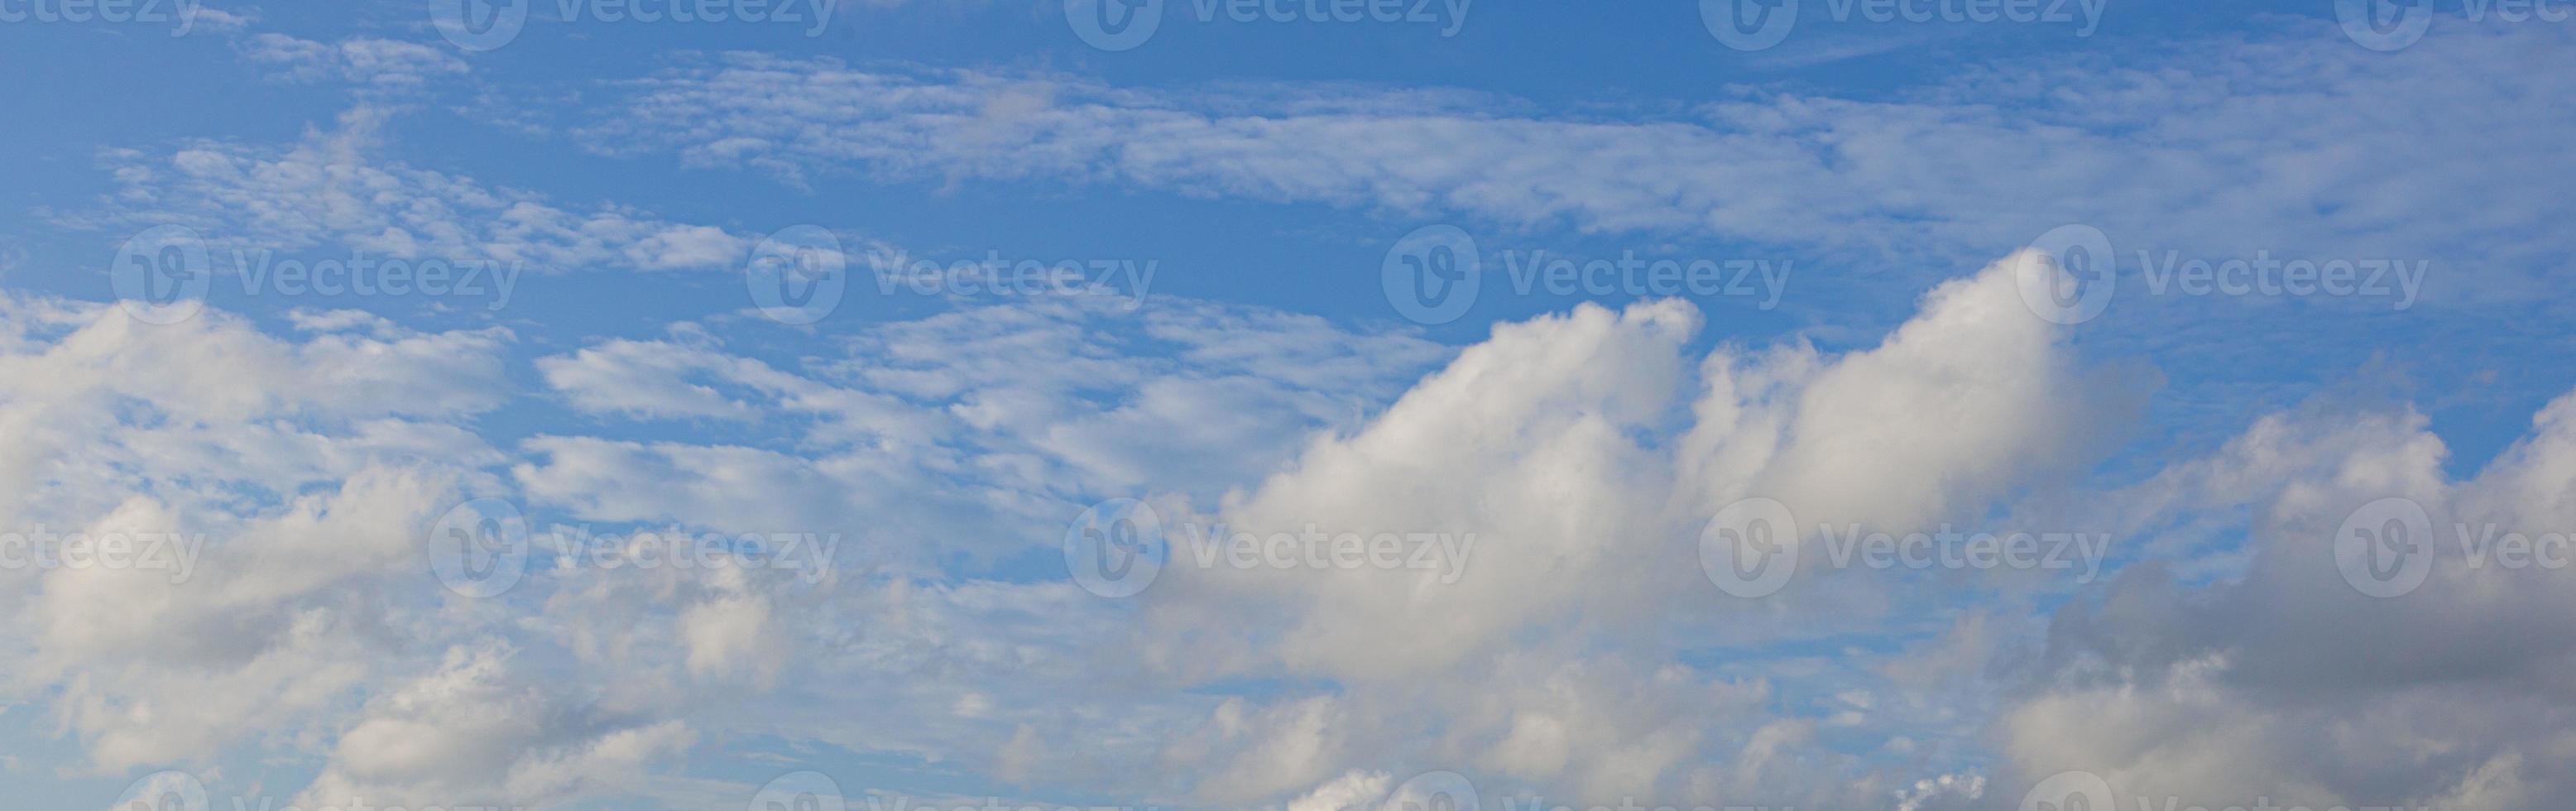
1991, 386, 2576, 810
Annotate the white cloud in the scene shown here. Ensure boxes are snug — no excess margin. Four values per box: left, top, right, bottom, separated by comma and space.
75, 107, 750, 275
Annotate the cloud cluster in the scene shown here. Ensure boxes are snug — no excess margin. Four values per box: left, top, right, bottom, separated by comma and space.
574, 21, 2576, 302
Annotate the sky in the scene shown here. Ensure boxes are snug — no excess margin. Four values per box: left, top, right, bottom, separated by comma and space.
1, 1, 2574, 809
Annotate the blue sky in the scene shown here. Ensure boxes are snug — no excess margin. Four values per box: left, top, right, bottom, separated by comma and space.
2, 2, 2574, 810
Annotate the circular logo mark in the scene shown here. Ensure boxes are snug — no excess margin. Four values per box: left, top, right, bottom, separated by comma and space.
1385, 771, 1480, 811
746, 225, 849, 325
113, 770, 210, 811
2336, 0, 2431, 51
433, 0, 530, 51
1064, 497, 1166, 598
428, 497, 530, 598
1699, 497, 1801, 598
2337, 496, 2434, 597
111, 225, 212, 325
1067, 0, 1164, 51
1700, 0, 1799, 51
1382, 224, 1481, 326
2012, 223, 2117, 325
749, 770, 848, 811
2019, 770, 2114, 811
